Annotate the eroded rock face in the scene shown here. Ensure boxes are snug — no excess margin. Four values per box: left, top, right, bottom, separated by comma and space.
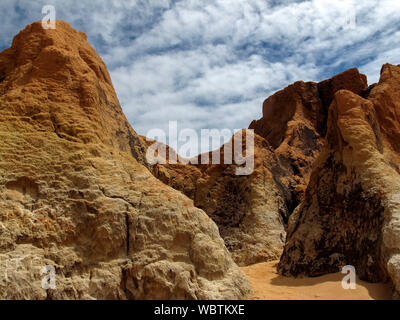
278, 64, 400, 297
149, 132, 292, 266
250, 68, 368, 203
0, 21, 252, 300
149, 69, 369, 267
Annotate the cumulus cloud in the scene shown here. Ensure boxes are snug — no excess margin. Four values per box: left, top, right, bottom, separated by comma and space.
0, 0, 399, 155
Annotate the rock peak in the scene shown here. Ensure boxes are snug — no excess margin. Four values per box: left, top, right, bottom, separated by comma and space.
0, 20, 148, 165
1, 20, 114, 97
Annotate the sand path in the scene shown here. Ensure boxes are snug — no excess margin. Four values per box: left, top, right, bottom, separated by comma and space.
241, 261, 393, 300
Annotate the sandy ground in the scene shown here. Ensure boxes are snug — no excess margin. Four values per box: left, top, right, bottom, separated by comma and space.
241, 261, 393, 300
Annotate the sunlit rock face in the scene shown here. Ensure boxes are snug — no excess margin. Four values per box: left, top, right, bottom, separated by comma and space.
278, 64, 400, 298
0, 21, 252, 300
149, 68, 370, 267
250, 68, 368, 204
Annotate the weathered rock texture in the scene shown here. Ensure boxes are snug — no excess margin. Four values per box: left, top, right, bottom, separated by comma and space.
0, 21, 252, 300
278, 64, 400, 297
148, 132, 293, 266
150, 69, 370, 267
250, 68, 368, 203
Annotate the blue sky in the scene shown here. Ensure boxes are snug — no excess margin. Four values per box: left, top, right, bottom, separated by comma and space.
1, 0, 400, 155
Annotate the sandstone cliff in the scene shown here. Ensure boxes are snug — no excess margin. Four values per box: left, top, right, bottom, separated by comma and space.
278, 64, 400, 297
3, 19, 399, 300
0, 21, 252, 300
149, 69, 371, 267
149, 131, 292, 266
250, 69, 368, 203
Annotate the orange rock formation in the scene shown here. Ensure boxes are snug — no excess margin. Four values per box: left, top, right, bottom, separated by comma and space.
278, 64, 400, 298
0, 21, 251, 300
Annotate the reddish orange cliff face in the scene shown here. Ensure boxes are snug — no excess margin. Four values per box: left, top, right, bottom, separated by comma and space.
249, 68, 368, 203
146, 69, 371, 268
